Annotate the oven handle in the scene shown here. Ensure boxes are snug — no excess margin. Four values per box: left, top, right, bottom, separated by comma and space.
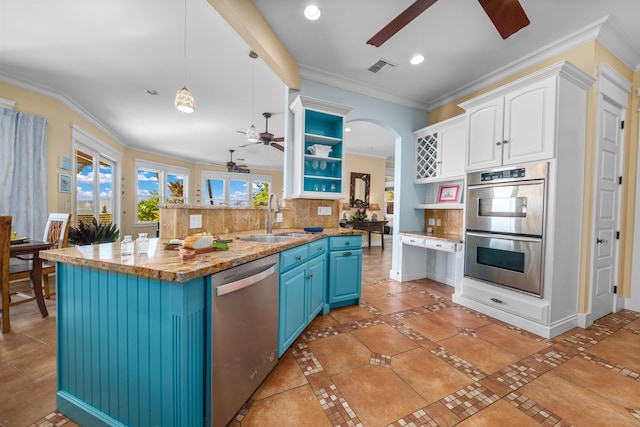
467, 178, 544, 191
466, 231, 542, 243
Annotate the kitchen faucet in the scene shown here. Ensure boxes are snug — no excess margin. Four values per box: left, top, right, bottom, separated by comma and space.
267, 193, 279, 234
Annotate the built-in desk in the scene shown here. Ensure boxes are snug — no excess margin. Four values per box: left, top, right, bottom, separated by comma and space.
392, 231, 464, 286
346, 220, 388, 249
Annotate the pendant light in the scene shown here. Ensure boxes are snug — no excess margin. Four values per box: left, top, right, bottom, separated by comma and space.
246, 50, 259, 142
175, 0, 195, 113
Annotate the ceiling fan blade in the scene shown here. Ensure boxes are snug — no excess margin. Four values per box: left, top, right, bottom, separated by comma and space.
367, 0, 438, 47
236, 130, 247, 135
270, 143, 285, 152
238, 141, 259, 148
476, 0, 530, 39
273, 136, 284, 142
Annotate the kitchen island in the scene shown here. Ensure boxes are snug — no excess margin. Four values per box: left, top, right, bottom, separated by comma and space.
40, 228, 361, 427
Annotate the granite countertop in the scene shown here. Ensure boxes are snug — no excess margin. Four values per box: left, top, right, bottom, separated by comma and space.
40, 228, 363, 283
400, 231, 463, 243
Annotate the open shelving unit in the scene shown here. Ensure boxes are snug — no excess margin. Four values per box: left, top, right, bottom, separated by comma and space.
290, 96, 352, 199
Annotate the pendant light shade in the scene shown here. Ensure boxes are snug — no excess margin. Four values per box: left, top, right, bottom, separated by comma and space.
175, 87, 195, 113
246, 124, 259, 142
176, 0, 195, 113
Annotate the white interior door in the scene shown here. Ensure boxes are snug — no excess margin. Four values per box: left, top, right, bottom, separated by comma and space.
591, 98, 624, 320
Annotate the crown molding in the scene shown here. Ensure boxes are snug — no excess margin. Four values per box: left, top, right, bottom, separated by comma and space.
0, 71, 128, 148
429, 17, 608, 110
596, 16, 640, 72
299, 64, 430, 111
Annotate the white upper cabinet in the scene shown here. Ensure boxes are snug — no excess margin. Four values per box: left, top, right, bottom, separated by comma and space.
289, 95, 352, 199
414, 115, 465, 183
461, 62, 588, 171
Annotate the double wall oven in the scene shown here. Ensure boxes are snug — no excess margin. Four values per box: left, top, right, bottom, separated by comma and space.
465, 162, 548, 297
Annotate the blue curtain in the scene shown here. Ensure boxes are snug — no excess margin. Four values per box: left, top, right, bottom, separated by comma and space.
0, 107, 48, 240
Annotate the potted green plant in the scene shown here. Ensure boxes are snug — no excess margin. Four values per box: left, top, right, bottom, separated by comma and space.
68, 217, 120, 245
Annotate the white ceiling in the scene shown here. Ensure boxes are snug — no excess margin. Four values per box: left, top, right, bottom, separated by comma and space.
1, 0, 639, 170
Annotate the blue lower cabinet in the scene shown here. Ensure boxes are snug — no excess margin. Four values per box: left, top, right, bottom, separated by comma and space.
278, 239, 327, 356
307, 254, 327, 322
328, 236, 362, 308
55, 264, 206, 427
278, 263, 308, 356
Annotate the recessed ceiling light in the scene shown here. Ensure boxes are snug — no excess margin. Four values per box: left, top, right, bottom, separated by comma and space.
145, 89, 159, 95
345, 127, 351, 132
410, 55, 424, 65
304, 5, 321, 20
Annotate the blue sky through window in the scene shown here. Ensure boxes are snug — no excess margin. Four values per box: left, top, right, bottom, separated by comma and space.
137, 170, 159, 198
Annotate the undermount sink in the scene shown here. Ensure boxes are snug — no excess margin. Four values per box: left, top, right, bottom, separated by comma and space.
276, 232, 311, 237
238, 234, 298, 243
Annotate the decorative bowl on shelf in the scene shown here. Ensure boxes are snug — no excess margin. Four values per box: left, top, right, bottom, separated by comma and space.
307, 144, 332, 158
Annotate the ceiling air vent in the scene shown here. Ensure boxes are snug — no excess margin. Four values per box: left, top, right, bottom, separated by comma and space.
368, 58, 397, 74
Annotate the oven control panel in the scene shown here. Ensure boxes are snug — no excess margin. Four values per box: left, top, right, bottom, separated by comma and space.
480, 167, 526, 182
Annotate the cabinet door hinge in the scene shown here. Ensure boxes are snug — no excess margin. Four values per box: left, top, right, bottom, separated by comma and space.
616, 231, 620, 240
619, 176, 623, 185
613, 285, 617, 294
621, 120, 625, 130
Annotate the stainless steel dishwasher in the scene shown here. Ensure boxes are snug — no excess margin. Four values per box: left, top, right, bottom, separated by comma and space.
210, 253, 279, 427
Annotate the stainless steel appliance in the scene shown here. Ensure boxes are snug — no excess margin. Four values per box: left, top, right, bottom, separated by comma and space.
210, 254, 279, 427
465, 162, 547, 296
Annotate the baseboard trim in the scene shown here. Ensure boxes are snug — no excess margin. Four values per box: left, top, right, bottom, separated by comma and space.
452, 293, 579, 339
576, 312, 593, 328
57, 391, 127, 427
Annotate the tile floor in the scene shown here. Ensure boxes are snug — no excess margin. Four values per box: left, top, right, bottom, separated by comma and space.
5, 246, 640, 426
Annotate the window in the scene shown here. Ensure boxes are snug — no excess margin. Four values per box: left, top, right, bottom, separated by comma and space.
201, 172, 271, 206
136, 159, 189, 224
72, 126, 121, 227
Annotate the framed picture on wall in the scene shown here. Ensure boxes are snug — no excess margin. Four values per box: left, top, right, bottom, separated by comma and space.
436, 184, 462, 203
58, 173, 72, 193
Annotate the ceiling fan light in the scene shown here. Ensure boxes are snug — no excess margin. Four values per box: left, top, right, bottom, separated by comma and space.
175, 87, 195, 113
246, 124, 260, 142
304, 5, 321, 20
410, 54, 424, 65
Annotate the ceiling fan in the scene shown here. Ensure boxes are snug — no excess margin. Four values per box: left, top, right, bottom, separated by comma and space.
367, 0, 530, 47
211, 149, 250, 173
238, 112, 285, 152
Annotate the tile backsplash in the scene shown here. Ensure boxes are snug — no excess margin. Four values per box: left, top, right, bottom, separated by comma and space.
423, 209, 463, 239
159, 199, 340, 238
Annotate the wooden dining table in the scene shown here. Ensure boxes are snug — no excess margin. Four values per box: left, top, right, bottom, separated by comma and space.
9, 240, 54, 317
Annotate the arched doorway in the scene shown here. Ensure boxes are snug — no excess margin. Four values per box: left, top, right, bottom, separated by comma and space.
343, 119, 397, 255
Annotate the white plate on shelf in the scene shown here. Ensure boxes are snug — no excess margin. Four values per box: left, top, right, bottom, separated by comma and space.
10, 237, 28, 244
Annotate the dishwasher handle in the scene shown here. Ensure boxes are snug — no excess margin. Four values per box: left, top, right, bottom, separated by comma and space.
215, 262, 278, 296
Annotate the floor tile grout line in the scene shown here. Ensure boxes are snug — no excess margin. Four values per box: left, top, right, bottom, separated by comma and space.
578, 351, 640, 382
506, 391, 574, 426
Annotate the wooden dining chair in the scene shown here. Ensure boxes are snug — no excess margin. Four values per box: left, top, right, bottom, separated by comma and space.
1, 216, 12, 333
41, 213, 71, 298
9, 213, 71, 300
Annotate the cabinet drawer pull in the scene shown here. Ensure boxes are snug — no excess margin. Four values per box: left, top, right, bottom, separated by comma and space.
495, 141, 502, 146
307, 273, 313, 279
490, 297, 503, 304
344, 251, 352, 256
318, 247, 323, 251
345, 241, 350, 246
502, 140, 509, 144
296, 255, 302, 261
